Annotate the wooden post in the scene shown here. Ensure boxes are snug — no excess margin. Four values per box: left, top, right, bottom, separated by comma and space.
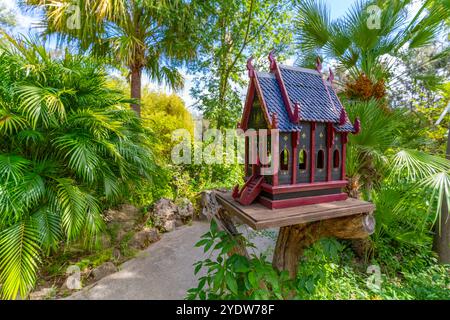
341, 133, 347, 180
326, 123, 333, 181
272, 213, 375, 279
291, 132, 299, 184
201, 191, 249, 258
310, 122, 316, 183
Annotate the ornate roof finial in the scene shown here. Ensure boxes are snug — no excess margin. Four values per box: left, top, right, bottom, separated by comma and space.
268, 50, 277, 71
353, 117, 361, 134
247, 57, 255, 78
328, 67, 334, 84
316, 56, 322, 73
271, 112, 279, 129
339, 108, 346, 125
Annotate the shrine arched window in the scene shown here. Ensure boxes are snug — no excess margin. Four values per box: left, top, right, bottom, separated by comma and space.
298, 149, 307, 170
280, 148, 289, 171
317, 150, 325, 169
333, 149, 340, 168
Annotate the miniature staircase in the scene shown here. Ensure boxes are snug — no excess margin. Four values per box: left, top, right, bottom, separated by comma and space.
233, 175, 264, 206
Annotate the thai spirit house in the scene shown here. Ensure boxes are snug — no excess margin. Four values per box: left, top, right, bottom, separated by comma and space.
233, 53, 360, 209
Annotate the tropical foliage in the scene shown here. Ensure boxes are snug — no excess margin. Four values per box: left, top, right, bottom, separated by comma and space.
0, 34, 156, 299
344, 100, 450, 244
0, 0, 449, 301
293, 0, 448, 99
191, 222, 450, 300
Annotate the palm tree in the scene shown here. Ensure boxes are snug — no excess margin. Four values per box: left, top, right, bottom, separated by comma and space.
0, 33, 156, 299
26, 0, 199, 116
293, 0, 447, 100
345, 100, 450, 257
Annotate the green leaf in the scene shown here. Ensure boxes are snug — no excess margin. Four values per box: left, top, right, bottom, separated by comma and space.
248, 271, 257, 288
0, 220, 41, 299
213, 268, 224, 290
232, 255, 250, 273
194, 263, 202, 275
225, 272, 238, 295
0, 154, 30, 184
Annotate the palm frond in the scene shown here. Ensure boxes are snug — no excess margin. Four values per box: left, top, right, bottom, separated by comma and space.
293, 0, 331, 54
15, 85, 70, 127
0, 220, 41, 299
390, 149, 450, 182
418, 171, 450, 234
53, 178, 86, 241
0, 108, 28, 135
0, 154, 30, 184
31, 207, 62, 254
12, 171, 46, 211
53, 133, 100, 183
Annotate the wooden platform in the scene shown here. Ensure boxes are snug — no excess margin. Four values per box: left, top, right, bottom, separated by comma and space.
215, 191, 375, 230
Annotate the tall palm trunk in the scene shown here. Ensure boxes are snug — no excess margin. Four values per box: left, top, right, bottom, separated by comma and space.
433, 122, 450, 263
130, 66, 142, 117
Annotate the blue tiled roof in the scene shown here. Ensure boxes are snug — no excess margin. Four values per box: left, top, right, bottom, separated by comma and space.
255, 65, 354, 133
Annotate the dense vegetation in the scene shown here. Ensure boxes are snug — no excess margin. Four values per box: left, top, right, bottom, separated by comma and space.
0, 0, 449, 300
189, 221, 449, 299
0, 35, 156, 299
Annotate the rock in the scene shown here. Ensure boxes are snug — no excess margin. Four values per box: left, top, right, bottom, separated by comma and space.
105, 204, 141, 230
115, 228, 129, 243
163, 220, 176, 232
151, 198, 178, 232
29, 287, 55, 300
150, 198, 194, 232
153, 198, 177, 221
99, 232, 112, 248
92, 262, 117, 281
175, 219, 184, 227
129, 228, 160, 250
176, 198, 194, 224
113, 248, 122, 260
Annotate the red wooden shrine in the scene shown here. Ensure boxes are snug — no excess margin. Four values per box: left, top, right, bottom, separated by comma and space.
233, 52, 361, 209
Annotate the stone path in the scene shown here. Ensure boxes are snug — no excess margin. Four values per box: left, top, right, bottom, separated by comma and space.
67, 221, 277, 300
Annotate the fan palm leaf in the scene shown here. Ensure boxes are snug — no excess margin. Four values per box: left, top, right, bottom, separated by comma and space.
293, 0, 446, 85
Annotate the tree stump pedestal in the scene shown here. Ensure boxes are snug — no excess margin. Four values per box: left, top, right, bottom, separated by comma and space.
201, 190, 375, 279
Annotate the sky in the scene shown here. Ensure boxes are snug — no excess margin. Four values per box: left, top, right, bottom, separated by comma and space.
0, 0, 380, 111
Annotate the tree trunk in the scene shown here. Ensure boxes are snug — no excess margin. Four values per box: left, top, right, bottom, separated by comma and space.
272, 213, 375, 279
345, 175, 374, 259
201, 191, 249, 258
433, 122, 450, 263
130, 67, 142, 117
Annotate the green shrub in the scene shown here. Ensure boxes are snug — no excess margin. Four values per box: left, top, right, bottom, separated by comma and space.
187, 221, 295, 300
190, 223, 450, 300
0, 34, 157, 299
